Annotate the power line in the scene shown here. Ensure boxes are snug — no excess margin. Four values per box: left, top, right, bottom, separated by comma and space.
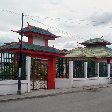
2, 9, 111, 46
0, 9, 79, 38
0, 9, 83, 39
0, 9, 98, 40
24, 14, 84, 39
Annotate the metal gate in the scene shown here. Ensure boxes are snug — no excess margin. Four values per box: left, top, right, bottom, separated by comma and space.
0, 52, 26, 80
30, 58, 48, 90
56, 58, 69, 78
73, 60, 84, 78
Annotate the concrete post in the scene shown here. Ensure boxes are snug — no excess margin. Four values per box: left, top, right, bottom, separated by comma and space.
69, 61, 73, 87
84, 62, 88, 78
26, 56, 31, 92
97, 62, 99, 78
108, 63, 110, 78
107, 59, 111, 83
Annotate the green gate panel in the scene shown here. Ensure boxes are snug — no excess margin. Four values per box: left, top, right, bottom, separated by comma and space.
87, 60, 96, 78
73, 60, 84, 78
99, 62, 108, 77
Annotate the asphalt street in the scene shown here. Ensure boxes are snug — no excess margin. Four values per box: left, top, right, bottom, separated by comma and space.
0, 87, 112, 112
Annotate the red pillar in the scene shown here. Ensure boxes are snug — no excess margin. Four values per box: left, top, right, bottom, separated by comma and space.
28, 37, 33, 44
48, 57, 56, 89
45, 40, 48, 46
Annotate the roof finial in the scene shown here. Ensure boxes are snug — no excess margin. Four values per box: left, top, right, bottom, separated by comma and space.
27, 22, 32, 30
77, 42, 79, 47
27, 22, 29, 26
18, 37, 21, 42
101, 36, 103, 38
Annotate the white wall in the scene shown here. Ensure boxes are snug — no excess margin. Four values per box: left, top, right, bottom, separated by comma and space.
55, 60, 112, 89
55, 78, 72, 89
55, 77, 111, 89
73, 77, 110, 87
33, 37, 45, 46
0, 80, 28, 95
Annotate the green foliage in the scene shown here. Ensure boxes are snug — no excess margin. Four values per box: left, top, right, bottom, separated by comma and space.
31, 58, 47, 80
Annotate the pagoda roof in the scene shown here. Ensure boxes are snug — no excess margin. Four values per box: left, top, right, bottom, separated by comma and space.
0, 42, 65, 57
81, 38, 111, 46
13, 24, 59, 40
65, 46, 112, 58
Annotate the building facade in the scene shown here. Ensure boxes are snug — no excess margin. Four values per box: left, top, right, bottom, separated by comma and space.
55, 38, 112, 88
0, 24, 65, 95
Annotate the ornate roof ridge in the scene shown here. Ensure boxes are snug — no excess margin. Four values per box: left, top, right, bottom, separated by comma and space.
0, 42, 65, 55
12, 24, 60, 38
80, 38, 111, 46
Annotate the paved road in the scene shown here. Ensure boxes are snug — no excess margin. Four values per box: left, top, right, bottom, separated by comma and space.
0, 87, 112, 112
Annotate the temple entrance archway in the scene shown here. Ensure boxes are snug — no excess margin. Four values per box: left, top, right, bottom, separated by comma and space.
30, 58, 48, 90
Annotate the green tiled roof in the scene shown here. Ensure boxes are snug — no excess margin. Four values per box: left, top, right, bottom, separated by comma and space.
18, 25, 57, 38
0, 42, 65, 55
81, 38, 111, 45
65, 46, 112, 58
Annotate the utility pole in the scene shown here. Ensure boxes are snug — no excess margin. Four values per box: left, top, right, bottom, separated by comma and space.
17, 13, 24, 95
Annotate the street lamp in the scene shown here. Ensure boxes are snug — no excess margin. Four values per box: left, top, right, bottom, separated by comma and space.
17, 13, 24, 95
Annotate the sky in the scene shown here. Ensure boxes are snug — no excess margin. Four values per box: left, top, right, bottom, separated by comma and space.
1, 0, 112, 50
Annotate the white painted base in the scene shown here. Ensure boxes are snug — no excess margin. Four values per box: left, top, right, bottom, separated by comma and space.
0, 80, 29, 95
55, 77, 112, 89
55, 78, 72, 89
73, 77, 110, 87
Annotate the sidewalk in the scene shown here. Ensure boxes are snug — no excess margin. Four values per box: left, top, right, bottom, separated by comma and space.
0, 84, 111, 102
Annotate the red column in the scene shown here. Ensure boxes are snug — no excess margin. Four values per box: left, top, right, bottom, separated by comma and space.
28, 37, 33, 44
48, 57, 56, 89
45, 40, 48, 46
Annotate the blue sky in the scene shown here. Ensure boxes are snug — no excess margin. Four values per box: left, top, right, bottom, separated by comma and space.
1, 0, 112, 50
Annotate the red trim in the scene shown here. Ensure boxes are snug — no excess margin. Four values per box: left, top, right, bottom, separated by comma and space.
45, 40, 48, 46
28, 37, 33, 44
62, 57, 112, 63
107, 59, 110, 64
1, 49, 65, 58
17, 31, 58, 40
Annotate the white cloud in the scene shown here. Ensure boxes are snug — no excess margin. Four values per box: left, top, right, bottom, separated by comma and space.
1, 0, 112, 49
90, 12, 112, 26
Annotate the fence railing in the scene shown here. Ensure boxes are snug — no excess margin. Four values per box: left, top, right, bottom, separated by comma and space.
0, 52, 26, 80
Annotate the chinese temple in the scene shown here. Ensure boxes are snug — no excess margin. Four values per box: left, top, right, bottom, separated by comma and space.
55, 38, 112, 89
0, 24, 65, 95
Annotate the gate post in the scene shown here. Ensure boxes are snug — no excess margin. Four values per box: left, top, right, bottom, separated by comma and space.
107, 59, 110, 83
84, 62, 88, 78
69, 61, 73, 87
26, 56, 31, 92
48, 57, 56, 89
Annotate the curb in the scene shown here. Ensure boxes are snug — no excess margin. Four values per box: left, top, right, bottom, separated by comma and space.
0, 89, 84, 103
0, 84, 111, 102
